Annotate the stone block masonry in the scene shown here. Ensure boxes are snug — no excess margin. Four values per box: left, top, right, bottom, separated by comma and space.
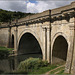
0, 1, 75, 74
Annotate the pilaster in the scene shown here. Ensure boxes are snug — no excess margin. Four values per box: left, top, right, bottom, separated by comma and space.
8, 27, 12, 48
14, 27, 18, 55
70, 14, 75, 74
65, 18, 75, 73
47, 28, 51, 63
43, 27, 47, 61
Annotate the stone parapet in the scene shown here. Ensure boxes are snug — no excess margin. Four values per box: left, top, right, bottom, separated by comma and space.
0, 1, 75, 28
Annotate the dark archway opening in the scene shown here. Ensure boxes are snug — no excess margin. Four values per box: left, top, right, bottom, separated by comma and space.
52, 35, 68, 64
10, 35, 15, 70
17, 33, 43, 63
11, 35, 14, 48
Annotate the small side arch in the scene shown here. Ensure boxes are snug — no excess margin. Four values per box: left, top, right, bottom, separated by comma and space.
51, 32, 69, 50
11, 34, 14, 48
51, 32, 70, 64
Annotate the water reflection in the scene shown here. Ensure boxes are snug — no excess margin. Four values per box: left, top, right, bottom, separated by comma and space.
9, 53, 42, 70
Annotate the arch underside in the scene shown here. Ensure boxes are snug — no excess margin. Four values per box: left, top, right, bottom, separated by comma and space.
52, 35, 68, 64
11, 34, 14, 48
17, 32, 43, 63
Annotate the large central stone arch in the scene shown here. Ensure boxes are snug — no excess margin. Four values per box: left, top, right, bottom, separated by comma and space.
17, 29, 43, 62
18, 29, 43, 52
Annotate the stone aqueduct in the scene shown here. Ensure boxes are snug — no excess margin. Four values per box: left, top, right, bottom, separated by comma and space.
0, 1, 75, 74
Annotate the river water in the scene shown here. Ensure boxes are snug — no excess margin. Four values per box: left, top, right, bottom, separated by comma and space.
9, 53, 42, 70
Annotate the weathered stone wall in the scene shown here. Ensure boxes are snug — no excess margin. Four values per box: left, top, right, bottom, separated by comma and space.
0, 28, 9, 47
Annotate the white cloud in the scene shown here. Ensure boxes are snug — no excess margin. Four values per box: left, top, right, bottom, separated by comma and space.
27, 2, 38, 13
0, 1, 10, 10
34, 1, 74, 13
8, 1, 27, 12
0, 1, 27, 12
0, 0, 74, 13
27, 0, 75, 13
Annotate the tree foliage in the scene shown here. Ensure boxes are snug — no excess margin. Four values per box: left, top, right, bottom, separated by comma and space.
0, 9, 33, 22
18, 58, 48, 72
0, 47, 9, 60
0, 46, 13, 60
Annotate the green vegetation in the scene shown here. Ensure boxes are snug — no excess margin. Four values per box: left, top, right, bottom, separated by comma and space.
3, 57, 66, 74
28, 64, 58, 74
0, 46, 66, 74
9, 58, 60, 74
18, 57, 48, 72
50, 66, 65, 74
57, 70, 64, 74
0, 46, 13, 60
16, 58, 66, 74
0, 9, 33, 22
5, 70, 27, 74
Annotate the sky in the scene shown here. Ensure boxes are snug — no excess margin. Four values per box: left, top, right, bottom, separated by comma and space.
0, 0, 75, 13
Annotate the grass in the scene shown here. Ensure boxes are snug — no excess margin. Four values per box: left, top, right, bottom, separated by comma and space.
0, 46, 13, 54
28, 64, 59, 74
0, 46, 13, 50
3, 63, 66, 74
0, 46, 14, 74
57, 70, 64, 74
50, 66, 65, 74
5, 63, 63, 74
0, 46, 13, 51
4, 70, 27, 74
0, 46, 14, 60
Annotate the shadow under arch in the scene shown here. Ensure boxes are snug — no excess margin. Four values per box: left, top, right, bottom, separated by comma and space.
11, 34, 14, 48
18, 29, 43, 53
17, 32, 43, 63
52, 35, 68, 64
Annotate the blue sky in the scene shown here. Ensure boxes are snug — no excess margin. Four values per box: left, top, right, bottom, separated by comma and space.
29, 0, 37, 3
0, 0, 74, 13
